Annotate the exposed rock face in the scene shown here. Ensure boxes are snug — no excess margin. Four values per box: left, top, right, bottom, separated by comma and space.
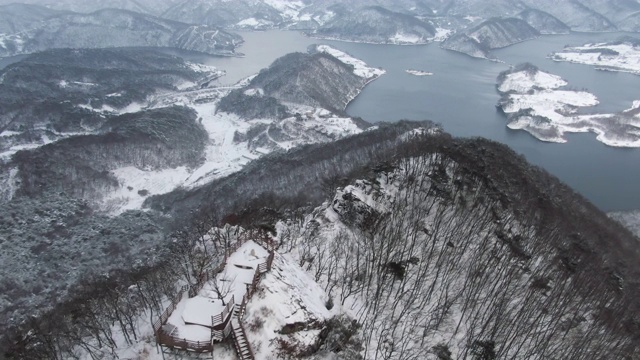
442, 17, 539, 59
0, 8, 242, 58
516, 9, 571, 34
310, 5, 436, 44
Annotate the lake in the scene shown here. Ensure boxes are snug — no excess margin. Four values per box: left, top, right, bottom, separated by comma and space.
328, 32, 640, 212
2, 31, 638, 211
215, 31, 640, 212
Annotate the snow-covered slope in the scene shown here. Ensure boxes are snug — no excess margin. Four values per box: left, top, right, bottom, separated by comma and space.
520, 0, 617, 32
269, 138, 640, 359
442, 17, 539, 59
516, 8, 571, 34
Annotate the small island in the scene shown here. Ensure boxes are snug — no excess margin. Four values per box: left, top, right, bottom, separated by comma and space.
550, 38, 640, 75
497, 64, 640, 147
405, 69, 433, 76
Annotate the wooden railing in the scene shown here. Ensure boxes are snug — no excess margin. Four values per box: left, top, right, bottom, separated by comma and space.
231, 320, 256, 360
152, 285, 189, 334
211, 295, 235, 326
155, 331, 213, 353
211, 317, 234, 342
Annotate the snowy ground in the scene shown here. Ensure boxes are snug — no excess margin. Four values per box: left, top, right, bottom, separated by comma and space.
498, 67, 640, 147
551, 41, 640, 75
244, 253, 335, 359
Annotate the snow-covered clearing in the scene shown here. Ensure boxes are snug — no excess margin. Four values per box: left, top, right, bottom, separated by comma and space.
236, 18, 274, 28
389, 32, 426, 44
551, 41, 640, 75
431, 27, 453, 42
498, 67, 640, 147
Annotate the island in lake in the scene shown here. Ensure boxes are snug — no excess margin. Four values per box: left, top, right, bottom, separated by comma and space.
550, 38, 640, 75
406, 69, 433, 76
497, 63, 640, 148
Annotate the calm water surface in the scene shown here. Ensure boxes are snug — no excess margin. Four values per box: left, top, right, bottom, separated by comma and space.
322, 33, 640, 212
2, 32, 638, 211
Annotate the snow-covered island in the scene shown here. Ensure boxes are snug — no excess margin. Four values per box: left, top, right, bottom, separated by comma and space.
497, 64, 640, 147
550, 38, 640, 75
405, 69, 433, 76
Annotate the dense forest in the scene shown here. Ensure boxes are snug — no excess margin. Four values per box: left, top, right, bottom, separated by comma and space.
3, 121, 639, 359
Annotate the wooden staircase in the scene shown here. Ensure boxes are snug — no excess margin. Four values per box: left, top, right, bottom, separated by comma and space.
231, 319, 255, 360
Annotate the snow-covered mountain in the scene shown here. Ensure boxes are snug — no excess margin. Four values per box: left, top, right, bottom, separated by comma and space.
219, 45, 385, 116
516, 9, 571, 34
442, 17, 539, 59
520, 0, 617, 32
162, 0, 291, 29
0, 3, 69, 34
309, 5, 438, 44
0, 7, 242, 58
3, 0, 640, 48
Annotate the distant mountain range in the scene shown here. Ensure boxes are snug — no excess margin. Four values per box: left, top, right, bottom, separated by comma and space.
115, 0, 640, 34
0, 5, 242, 57
1, 0, 639, 59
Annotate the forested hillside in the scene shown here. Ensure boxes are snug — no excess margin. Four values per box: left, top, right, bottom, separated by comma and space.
3, 120, 639, 358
